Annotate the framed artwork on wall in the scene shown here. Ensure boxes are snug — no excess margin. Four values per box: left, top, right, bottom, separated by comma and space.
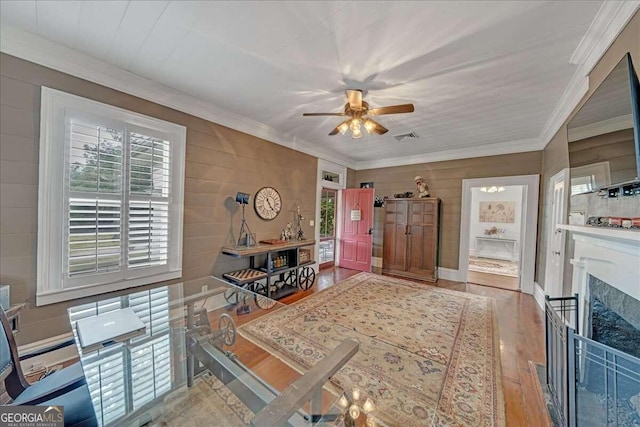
479, 201, 515, 223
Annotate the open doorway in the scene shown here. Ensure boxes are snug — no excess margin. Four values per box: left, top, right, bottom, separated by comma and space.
458, 174, 539, 295
467, 185, 524, 290
319, 188, 337, 269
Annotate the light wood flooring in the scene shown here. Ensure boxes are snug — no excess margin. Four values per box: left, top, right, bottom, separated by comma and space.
22, 268, 547, 425
211, 267, 549, 426
468, 269, 520, 290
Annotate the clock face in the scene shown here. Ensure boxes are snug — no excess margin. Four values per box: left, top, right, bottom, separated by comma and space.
254, 187, 282, 220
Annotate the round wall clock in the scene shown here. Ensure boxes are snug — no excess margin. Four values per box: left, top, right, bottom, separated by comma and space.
254, 187, 282, 220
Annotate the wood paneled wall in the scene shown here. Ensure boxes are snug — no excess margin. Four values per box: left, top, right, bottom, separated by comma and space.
538, 10, 640, 292
0, 53, 317, 345
354, 152, 542, 270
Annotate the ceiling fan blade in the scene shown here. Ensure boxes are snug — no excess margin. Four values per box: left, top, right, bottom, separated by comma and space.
303, 112, 346, 116
367, 104, 415, 116
329, 119, 351, 136
346, 89, 363, 110
365, 118, 389, 135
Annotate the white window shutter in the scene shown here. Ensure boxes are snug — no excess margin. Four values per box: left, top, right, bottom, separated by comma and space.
37, 87, 185, 305
127, 201, 169, 269
69, 122, 124, 193
68, 199, 122, 276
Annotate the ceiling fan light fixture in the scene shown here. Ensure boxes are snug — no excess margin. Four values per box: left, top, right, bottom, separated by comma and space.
303, 89, 414, 139
363, 119, 376, 134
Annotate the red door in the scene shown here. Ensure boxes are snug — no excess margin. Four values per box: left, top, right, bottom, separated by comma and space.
339, 188, 374, 271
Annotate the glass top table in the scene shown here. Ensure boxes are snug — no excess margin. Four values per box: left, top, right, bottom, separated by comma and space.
67, 276, 357, 427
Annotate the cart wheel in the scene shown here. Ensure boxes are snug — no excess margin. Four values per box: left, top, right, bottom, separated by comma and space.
218, 313, 236, 346
223, 288, 239, 305
282, 270, 297, 287
253, 282, 277, 310
253, 281, 267, 296
298, 267, 316, 290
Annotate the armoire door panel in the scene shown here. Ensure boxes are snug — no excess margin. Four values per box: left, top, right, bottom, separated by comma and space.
408, 225, 435, 274
385, 201, 408, 225
411, 213, 435, 225
382, 198, 439, 282
383, 223, 407, 271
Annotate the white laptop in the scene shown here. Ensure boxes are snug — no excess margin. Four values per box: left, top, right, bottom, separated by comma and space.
76, 307, 146, 353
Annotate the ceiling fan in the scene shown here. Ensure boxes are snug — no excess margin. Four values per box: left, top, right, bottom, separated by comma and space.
302, 89, 415, 139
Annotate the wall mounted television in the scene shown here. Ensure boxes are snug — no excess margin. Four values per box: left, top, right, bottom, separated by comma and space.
568, 52, 640, 195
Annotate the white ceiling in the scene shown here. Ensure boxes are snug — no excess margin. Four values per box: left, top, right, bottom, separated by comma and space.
0, 1, 628, 169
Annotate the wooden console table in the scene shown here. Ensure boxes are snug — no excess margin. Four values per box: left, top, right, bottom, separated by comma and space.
221, 240, 316, 300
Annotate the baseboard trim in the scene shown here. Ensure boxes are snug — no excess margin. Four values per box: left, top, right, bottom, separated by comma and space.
534, 281, 546, 311
439, 267, 463, 282
18, 333, 78, 373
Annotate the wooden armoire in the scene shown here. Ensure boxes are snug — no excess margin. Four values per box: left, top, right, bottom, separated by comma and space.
382, 198, 440, 282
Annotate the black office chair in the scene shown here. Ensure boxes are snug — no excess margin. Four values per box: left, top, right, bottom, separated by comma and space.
1, 307, 98, 427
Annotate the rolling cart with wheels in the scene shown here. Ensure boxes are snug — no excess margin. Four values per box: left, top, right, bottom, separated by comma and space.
221, 240, 317, 301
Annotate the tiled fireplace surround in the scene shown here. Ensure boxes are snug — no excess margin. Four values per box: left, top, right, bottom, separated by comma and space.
559, 225, 640, 341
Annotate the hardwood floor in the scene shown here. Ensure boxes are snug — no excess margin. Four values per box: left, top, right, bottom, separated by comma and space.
209, 267, 549, 426
22, 267, 546, 424
468, 269, 520, 290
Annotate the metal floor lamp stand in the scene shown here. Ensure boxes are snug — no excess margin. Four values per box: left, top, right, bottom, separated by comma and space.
237, 203, 256, 247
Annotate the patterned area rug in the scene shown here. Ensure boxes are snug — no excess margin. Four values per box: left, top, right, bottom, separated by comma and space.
469, 256, 519, 277
239, 272, 505, 426
155, 373, 254, 426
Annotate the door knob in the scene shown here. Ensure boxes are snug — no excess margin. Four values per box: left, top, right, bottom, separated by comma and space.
552, 251, 560, 255
368, 227, 373, 235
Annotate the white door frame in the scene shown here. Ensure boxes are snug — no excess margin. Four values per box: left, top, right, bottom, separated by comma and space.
458, 174, 540, 295
543, 169, 570, 297
316, 160, 347, 269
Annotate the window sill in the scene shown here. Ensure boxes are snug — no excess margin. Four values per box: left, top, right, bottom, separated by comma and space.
36, 270, 182, 306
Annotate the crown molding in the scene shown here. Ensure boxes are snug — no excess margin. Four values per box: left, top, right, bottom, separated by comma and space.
569, 1, 640, 77
5, 8, 634, 172
354, 137, 541, 170
0, 25, 358, 170
538, 71, 590, 148
539, 1, 639, 151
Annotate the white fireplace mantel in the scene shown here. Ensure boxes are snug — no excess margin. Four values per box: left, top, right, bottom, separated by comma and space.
558, 225, 640, 336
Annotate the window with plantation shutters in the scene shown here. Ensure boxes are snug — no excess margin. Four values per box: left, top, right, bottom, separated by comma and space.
38, 88, 186, 305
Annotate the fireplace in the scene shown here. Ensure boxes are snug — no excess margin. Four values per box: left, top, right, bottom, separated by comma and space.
559, 225, 640, 342
557, 225, 640, 425
587, 275, 640, 359
581, 276, 640, 423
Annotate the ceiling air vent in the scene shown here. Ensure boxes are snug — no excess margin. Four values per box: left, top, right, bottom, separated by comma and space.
393, 132, 419, 142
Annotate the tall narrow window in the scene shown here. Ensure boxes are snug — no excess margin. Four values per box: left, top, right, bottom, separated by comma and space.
38, 88, 186, 305
319, 188, 337, 268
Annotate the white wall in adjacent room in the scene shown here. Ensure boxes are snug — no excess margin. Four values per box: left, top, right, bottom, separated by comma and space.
469, 186, 523, 257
